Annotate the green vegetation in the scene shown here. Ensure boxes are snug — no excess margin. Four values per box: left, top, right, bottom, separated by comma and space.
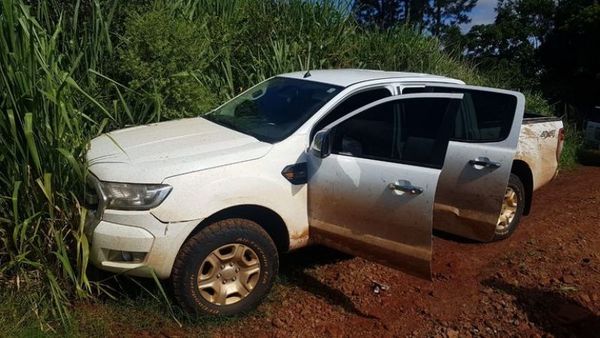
560, 123, 584, 170
0, 0, 570, 334
115, 7, 216, 119
0, 0, 114, 328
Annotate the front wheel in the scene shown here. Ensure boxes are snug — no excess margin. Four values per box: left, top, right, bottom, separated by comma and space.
171, 219, 278, 316
493, 174, 525, 241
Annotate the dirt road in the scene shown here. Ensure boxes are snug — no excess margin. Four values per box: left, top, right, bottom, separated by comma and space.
206, 166, 600, 337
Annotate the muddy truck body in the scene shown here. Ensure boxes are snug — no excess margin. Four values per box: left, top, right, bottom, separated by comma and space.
85, 70, 564, 315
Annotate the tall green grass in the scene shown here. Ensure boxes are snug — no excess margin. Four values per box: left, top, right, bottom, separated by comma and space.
0, 0, 559, 331
0, 0, 118, 328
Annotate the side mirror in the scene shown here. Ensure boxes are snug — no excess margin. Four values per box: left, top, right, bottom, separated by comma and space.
310, 130, 331, 159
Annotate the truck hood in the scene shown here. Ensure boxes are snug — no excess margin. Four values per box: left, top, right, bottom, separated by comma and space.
87, 117, 272, 183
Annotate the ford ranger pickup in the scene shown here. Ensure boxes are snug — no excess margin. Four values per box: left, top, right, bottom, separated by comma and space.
84, 69, 564, 315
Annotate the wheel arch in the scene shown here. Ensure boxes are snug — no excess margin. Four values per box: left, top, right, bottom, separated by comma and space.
511, 160, 533, 215
186, 204, 290, 255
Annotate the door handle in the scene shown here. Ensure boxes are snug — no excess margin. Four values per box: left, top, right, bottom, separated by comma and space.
388, 180, 424, 195
469, 157, 501, 169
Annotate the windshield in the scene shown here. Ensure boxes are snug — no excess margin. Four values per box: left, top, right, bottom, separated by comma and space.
203, 77, 343, 143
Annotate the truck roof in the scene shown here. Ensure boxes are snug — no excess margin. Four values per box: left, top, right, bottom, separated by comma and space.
279, 69, 464, 87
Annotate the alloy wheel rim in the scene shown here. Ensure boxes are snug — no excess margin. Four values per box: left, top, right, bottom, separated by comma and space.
197, 243, 261, 306
496, 187, 518, 234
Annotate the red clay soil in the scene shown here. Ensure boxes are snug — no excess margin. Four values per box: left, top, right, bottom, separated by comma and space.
119, 166, 600, 337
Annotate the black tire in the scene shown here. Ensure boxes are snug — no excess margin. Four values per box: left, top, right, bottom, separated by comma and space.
493, 174, 525, 241
171, 218, 278, 316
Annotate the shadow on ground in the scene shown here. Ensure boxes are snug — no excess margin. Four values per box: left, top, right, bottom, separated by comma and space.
280, 245, 353, 271
482, 278, 600, 337
277, 245, 377, 318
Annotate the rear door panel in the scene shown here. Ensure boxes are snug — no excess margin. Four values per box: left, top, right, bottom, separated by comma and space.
433, 141, 517, 240
402, 85, 525, 242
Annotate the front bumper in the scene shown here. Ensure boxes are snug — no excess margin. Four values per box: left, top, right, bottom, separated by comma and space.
86, 209, 200, 279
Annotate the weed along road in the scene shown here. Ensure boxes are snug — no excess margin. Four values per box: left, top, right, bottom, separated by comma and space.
80, 165, 600, 337
208, 166, 600, 337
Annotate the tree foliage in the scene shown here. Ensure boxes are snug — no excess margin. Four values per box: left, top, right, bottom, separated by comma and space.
462, 0, 599, 118
463, 0, 555, 90
539, 0, 600, 116
352, 0, 476, 35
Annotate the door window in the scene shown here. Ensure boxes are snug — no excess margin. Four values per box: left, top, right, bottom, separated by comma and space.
403, 87, 517, 142
311, 88, 392, 139
330, 97, 458, 169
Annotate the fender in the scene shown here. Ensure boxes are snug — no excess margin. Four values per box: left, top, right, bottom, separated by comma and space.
152, 160, 310, 249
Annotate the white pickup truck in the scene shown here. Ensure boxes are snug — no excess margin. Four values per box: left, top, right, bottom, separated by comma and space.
85, 70, 564, 315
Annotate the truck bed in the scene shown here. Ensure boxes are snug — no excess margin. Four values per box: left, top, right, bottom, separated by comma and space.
516, 113, 563, 191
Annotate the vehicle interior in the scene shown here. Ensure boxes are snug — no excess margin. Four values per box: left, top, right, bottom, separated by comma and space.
330, 97, 457, 169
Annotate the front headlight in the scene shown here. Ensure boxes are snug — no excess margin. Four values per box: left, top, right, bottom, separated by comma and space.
100, 182, 172, 210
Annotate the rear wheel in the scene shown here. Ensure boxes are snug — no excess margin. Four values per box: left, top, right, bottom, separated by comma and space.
171, 219, 278, 316
493, 174, 525, 240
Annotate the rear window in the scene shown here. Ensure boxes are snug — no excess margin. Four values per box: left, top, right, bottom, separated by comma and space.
403, 87, 517, 142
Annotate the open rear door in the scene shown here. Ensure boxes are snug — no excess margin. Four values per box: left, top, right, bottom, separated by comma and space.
307, 93, 463, 279
401, 85, 525, 242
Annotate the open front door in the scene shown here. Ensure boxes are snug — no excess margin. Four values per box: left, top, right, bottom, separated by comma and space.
401, 85, 525, 242
307, 93, 463, 279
